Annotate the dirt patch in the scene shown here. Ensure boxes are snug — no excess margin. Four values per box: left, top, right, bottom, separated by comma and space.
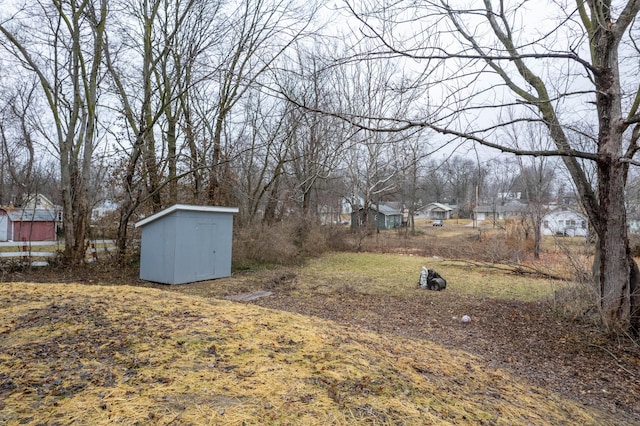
249, 288, 640, 423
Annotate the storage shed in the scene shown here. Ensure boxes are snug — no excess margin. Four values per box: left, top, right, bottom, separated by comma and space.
0, 208, 57, 241
135, 204, 239, 284
350, 203, 403, 230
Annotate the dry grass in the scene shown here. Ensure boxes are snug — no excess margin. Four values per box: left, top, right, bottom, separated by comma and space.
0, 280, 619, 425
285, 253, 565, 301
2, 224, 636, 425
146, 251, 566, 305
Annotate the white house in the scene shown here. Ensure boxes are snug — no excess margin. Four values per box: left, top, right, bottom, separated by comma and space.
541, 209, 588, 237
22, 193, 56, 210
423, 202, 454, 219
475, 200, 528, 221
92, 200, 118, 221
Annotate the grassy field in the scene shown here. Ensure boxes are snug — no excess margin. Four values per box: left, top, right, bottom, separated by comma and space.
161, 250, 568, 305
3, 243, 629, 425
289, 253, 563, 301
2, 223, 636, 425
0, 279, 617, 425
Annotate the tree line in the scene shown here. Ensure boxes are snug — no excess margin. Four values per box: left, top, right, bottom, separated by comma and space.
1, 0, 639, 333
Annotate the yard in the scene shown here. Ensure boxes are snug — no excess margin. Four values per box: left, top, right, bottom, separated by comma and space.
1, 223, 639, 425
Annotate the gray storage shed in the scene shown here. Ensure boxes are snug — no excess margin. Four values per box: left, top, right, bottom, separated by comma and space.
135, 204, 239, 284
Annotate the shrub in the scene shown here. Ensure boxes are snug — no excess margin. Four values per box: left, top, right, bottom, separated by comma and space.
319, 224, 351, 252
233, 222, 301, 267
553, 279, 601, 326
232, 218, 352, 267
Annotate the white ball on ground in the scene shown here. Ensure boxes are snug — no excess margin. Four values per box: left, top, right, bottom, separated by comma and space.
461, 315, 471, 323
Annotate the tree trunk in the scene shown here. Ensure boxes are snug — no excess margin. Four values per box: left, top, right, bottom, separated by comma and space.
596, 157, 638, 332
591, 14, 639, 333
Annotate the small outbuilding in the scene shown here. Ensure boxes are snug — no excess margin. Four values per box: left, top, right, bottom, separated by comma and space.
0, 207, 57, 241
135, 204, 239, 285
350, 203, 402, 230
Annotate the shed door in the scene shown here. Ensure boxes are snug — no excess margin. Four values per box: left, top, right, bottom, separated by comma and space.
195, 223, 217, 279
0, 215, 7, 241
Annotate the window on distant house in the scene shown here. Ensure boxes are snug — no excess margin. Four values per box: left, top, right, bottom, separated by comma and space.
569, 220, 576, 226
543, 220, 549, 228
581, 220, 586, 229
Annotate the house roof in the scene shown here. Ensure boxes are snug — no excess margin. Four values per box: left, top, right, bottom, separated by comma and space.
476, 200, 528, 214
352, 203, 402, 216
1, 208, 57, 222
135, 204, 239, 228
375, 204, 401, 215
425, 202, 453, 212
542, 208, 587, 219
22, 193, 56, 210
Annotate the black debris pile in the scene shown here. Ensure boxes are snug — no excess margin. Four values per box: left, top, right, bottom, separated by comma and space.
417, 266, 446, 291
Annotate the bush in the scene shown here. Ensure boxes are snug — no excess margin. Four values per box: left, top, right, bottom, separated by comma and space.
232, 218, 351, 268
233, 222, 301, 267
553, 280, 601, 326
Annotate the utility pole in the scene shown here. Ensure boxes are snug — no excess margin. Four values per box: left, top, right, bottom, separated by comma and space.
473, 184, 478, 228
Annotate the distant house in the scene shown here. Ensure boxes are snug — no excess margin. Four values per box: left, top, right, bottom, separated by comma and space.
92, 200, 118, 221
351, 203, 403, 230
0, 207, 57, 241
21, 193, 56, 210
497, 191, 522, 201
475, 200, 528, 222
423, 202, 454, 220
541, 209, 588, 237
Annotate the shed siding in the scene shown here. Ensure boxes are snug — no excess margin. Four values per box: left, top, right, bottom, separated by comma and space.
541, 210, 588, 237
0, 215, 7, 241
139, 214, 177, 284
14, 221, 56, 241
137, 205, 236, 284
173, 211, 224, 283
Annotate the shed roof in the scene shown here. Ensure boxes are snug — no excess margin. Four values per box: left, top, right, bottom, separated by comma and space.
1, 208, 56, 222
135, 204, 239, 228
374, 204, 401, 216
351, 203, 402, 216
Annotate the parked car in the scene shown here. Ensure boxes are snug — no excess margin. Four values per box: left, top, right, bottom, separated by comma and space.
432, 219, 443, 226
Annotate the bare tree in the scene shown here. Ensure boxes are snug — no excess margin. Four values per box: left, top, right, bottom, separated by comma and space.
281, 49, 351, 221
0, 81, 38, 204
444, 156, 486, 216
510, 124, 557, 259
104, 0, 226, 261
343, 0, 640, 332
393, 136, 430, 233
0, 0, 107, 263
421, 159, 449, 205
231, 91, 294, 224
203, 0, 319, 205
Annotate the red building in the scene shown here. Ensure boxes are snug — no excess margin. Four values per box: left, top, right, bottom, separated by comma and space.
0, 208, 57, 241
